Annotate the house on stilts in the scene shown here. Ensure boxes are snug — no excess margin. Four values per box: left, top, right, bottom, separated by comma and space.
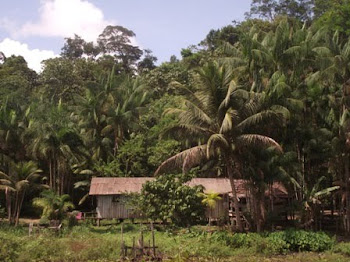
89, 177, 289, 227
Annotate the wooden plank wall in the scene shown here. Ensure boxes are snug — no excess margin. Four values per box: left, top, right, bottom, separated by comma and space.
97, 195, 142, 219
97, 194, 230, 220
205, 195, 229, 219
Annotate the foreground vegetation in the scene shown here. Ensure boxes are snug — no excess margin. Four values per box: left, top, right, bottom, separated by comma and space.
1, 222, 350, 262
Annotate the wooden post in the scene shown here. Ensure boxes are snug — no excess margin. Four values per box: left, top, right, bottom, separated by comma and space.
151, 222, 156, 257
29, 222, 33, 236
140, 225, 144, 255
120, 224, 125, 260
132, 237, 136, 258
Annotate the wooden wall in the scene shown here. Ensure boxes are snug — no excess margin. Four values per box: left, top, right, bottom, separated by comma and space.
96, 194, 230, 220
205, 195, 229, 220
96, 195, 142, 219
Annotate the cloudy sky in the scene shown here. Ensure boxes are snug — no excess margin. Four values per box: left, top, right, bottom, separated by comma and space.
0, 0, 251, 72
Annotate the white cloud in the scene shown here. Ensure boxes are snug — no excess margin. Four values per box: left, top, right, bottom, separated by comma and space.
19, 0, 114, 42
0, 38, 57, 72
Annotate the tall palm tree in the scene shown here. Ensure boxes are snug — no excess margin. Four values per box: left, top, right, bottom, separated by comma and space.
155, 62, 284, 232
75, 82, 111, 161
25, 102, 86, 195
102, 76, 149, 155
0, 161, 43, 225
0, 101, 27, 161
77, 71, 149, 161
305, 31, 350, 233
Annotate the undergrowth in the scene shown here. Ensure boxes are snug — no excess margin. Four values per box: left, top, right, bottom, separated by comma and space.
0, 223, 344, 261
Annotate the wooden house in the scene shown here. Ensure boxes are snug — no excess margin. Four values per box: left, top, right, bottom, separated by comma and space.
89, 177, 288, 224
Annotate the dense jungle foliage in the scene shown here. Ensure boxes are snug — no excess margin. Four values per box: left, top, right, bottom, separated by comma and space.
3, 0, 350, 235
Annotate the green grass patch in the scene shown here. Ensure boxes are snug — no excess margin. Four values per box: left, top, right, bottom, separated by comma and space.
0, 223, 346, 261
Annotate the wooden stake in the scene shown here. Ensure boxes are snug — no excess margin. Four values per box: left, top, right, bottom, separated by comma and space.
120, 224, 124, 260
132, 236, 136, 258
140, 228, 144, 255
29, 222, 33, 236
151, 222, 156, 257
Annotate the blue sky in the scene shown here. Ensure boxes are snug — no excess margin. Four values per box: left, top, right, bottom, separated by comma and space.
0, 0, 252, 71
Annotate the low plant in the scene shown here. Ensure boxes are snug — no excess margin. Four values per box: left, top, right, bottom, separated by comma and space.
33, 190, 74, 221
333, 242, 350, 256
214, 229, 334, 255
281, 229, 335, 252
0, 233, 21, 262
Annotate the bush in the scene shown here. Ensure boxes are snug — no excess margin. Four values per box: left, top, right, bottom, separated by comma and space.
139, 173, 205, 226
282, 229, 334, 252
221, 229, 334, 255
0, 233, 20, 262
333, 242, 350, 256
261, 232, 289, 254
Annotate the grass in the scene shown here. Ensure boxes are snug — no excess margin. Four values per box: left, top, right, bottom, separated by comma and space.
0, 222, 350, 261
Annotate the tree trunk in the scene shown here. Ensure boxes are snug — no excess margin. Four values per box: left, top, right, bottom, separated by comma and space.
226, 156, 244, 232
53, 157, 57, 193
5, 187, 11, 223
60, 170, 64, 196
257, 188, 266, 232
345, 154, 350, 234
15, 191, 25, 226
13, 191, 19, 225
49, 159, 53, 189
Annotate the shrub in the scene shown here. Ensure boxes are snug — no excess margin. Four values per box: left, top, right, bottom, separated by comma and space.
333, 242, 350, 256
222, 229, 334, 255
262, 232, 289, 254
0, 233, 20, 262
139, 173, 205, 226
282, 229, 334, 252
226, 233, 263, 248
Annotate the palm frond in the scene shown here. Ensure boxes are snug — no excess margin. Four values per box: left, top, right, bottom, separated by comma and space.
155, 145, 207, 175
0, 185, 16, 191
236, 110, 282, 132
314, 186, 340, 198
236, 134, 283, 153
207, 134, 229, 158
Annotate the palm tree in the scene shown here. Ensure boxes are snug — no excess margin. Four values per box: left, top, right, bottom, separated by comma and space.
200, 191, 222, 225
25, 102, 86, 195
0, 101, 27, 161
102, 76, 149, 155
75, 83, 111, 162
77, 71, 149, 161
288, 174, 339, 230
305, 31, 350, 233
221, 20, 339, 231
33, 190, 74, 221
155, 62, 284, 232
0, 161, 43, 225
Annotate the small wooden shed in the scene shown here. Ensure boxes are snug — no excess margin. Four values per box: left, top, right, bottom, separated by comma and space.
89, 177, 153, 219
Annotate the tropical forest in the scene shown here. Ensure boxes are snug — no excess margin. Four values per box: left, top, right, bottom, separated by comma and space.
3, 0, 350, 261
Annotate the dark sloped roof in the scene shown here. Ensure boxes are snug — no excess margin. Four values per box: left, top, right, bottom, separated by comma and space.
89, 177, 288, 198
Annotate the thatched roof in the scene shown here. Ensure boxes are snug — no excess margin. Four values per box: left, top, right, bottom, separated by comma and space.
89, 177, 288, 198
